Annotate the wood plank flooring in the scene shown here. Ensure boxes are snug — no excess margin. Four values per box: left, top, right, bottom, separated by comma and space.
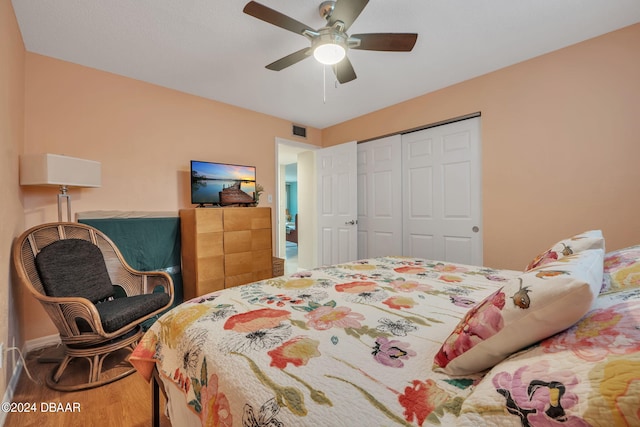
4, 346, 171, 427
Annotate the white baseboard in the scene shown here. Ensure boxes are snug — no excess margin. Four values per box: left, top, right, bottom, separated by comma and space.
1, 357, 24, 427
23, 334, 61, 353
0, 334, 61, 426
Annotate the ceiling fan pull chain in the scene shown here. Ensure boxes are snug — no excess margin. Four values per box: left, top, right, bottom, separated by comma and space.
323, 65, 327, 104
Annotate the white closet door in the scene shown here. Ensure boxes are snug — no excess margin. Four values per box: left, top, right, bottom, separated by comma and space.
357, 135, 402, 259
402, 117, 482, 265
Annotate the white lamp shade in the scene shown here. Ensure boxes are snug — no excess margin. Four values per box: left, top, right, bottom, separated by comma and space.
313, 43, 346, 65
20, 154, 101, 188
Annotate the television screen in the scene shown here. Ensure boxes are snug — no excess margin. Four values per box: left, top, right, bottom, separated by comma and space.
191, 160, 256, 206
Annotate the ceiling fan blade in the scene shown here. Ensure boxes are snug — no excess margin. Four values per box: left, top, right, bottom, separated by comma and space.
243, 1, 315, 36
333, 57, 357, 84
328, 0, 369, 31
351, 33, 418, 51
266, 48, 312, 71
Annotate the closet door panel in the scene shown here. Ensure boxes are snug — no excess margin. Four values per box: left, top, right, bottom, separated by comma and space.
402, 117, 482, 265
403, 131, 439, 259
357, 135, 402, 258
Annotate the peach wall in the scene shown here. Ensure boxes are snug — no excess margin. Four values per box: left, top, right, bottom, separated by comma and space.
21, 54, 322, 341
23, 54, 321, 223
323, 23, 640, 270
1, 0, 26, 398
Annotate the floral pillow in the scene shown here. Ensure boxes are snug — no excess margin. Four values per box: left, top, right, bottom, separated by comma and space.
601, 245, 640, 293
433, 248, 604, 375
525, 230, 604, 271
457, 288, 640, 426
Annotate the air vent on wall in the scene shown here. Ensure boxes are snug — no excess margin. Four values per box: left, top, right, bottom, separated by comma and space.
292, 124, 307, 138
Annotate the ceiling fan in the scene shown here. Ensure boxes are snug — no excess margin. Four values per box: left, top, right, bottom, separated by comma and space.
243, 0, 418, 84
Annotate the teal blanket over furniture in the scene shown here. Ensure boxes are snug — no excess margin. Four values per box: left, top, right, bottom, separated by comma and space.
78, 217, 183, 311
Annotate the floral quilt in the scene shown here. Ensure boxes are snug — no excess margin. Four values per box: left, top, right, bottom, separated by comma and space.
458, 287, 640, 426
130, 257, 521, 426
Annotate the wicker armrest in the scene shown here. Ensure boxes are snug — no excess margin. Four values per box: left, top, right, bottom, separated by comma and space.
37, 295, 107, 339
142, 271, 174, 297
115, 263, 173, 299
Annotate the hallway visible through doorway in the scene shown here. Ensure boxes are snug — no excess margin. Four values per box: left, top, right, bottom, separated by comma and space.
285, 241, 298, 274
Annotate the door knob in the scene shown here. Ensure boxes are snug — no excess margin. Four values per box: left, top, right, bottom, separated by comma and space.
345, 220, 357, 225
472, 226, 479, 233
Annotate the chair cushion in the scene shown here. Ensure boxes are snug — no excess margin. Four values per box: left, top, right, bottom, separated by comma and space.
95, 293, 171, 333
35, 239, 114, 303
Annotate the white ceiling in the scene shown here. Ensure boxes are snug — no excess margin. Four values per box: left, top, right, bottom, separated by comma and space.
12, 0, 640, 130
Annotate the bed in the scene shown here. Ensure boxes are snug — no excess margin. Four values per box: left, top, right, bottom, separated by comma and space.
129, 230, 640, 426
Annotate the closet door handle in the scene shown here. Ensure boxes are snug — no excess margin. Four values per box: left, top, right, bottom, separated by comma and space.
345, 220, 357, 225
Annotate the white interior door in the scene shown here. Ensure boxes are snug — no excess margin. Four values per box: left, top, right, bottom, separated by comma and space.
317, 141, 358, 266
402, 117, 482, 265
357, 135, 402, 258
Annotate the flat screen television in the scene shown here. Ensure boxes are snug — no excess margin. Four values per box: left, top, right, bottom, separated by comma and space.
190, 160, 256, 206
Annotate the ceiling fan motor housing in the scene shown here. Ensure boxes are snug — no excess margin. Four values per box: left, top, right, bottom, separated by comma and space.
319, 1, 336, 20
311, 27, 347, 51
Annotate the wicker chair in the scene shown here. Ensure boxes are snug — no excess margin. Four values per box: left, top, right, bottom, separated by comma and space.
12, 222, 174, 391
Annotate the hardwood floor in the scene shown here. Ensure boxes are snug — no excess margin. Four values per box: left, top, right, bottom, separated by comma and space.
4, 345, 171, 427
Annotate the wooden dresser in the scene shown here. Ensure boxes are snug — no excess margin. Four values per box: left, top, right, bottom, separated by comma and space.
179, 207, 272, 300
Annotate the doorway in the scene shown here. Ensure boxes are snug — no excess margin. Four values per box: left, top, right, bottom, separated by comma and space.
275, 138, 318, 274
284, 168, 299, 274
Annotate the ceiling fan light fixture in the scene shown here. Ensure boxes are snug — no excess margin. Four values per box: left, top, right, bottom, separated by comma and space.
313, 42, 346, 65
311, 29, 347, 65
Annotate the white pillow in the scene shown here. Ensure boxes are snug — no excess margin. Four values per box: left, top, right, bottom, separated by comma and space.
524, 230, 604, 271
434, 248, 604, 375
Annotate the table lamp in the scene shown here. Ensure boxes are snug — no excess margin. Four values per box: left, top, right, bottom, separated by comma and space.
20, 153, 101, 222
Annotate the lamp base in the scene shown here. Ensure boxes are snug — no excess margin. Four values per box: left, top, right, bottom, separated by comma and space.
57, 186, 72, 222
